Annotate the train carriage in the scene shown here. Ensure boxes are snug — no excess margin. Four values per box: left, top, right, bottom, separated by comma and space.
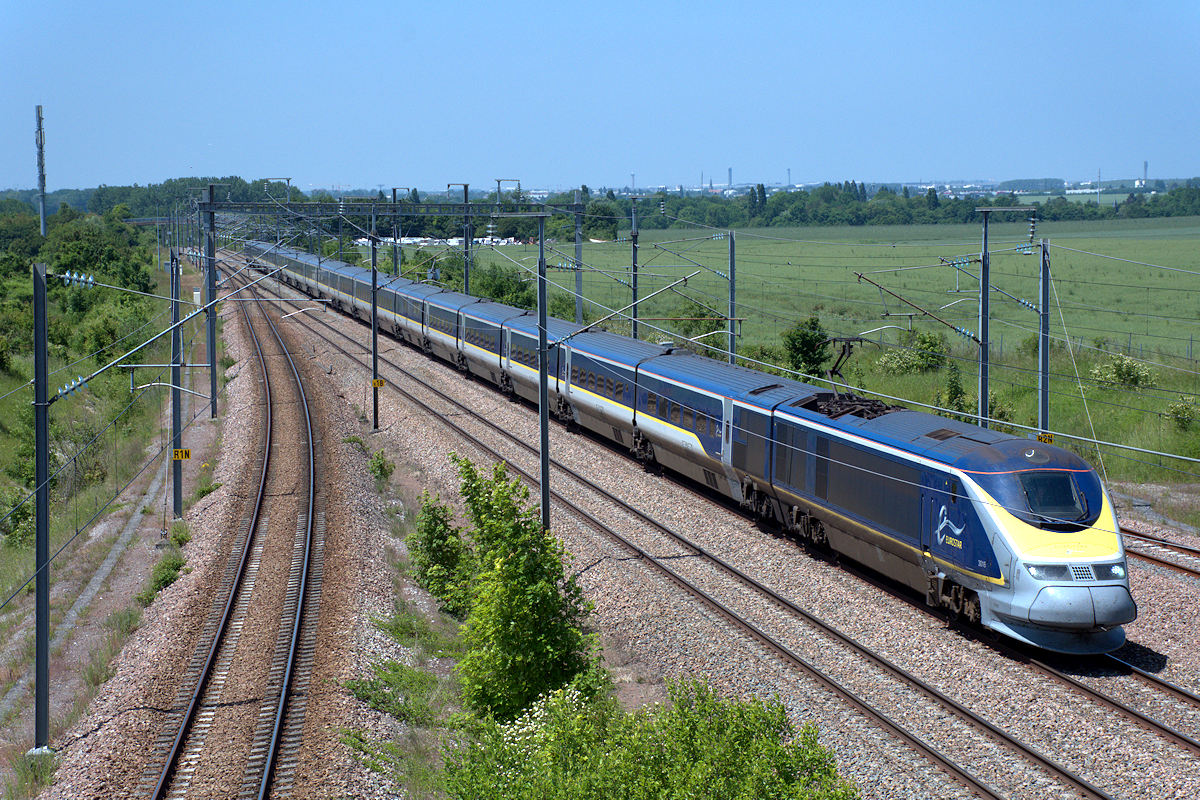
245, 241, 1137, 654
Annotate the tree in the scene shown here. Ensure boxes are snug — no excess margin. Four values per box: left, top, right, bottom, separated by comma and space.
781, 316, 831, 377
583, 201, 619, 241
926, 187, 940, 210
452, 456, 593, 720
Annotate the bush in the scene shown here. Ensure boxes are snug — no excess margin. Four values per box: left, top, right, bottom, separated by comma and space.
1168, 396, 1196, 431
169, 520, 191, 547
0, 485, 34, 548
876, 330, 948, 375
1090, 354, 1154, 387
407, 492, 474, 617
444, 677, 859, 799
452, 455, 593, 721
781, 316, 830, 378
737, 344, 787, 377
136, 547, 185, 606
369, 449, 395, 484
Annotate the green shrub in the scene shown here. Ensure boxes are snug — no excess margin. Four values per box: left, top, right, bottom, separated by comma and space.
452, 455, 593, 721
407, 493, 474, 617
737, 344, 787, 377
0, 486, 34, 549
169, 520, 191, 547
1090, 354, 1154, 387
193, 479, 221, 501
1167, 396, 1196, 431
136, 547, 185, 607
444, 677, 859, 799
369, 449, 395, 484
781, 316, 830, 377
876, 330, 948, 375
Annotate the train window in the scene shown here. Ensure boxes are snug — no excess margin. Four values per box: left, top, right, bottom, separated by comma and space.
615, 381, 624, 399
647, 394, 657, 416
1019, 471, 1086, 520
696, 413, 707, 435
949, 480, 958, 504
606, 377, 614, 397
571, 365, 579, 383
681, 407, 693, 430
670, 403, 681, 425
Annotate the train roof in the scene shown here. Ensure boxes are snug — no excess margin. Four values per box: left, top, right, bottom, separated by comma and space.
461, 299, 531, 326
853, 410, 1010, 461
642, 350, 823, 406
506, 314, 581, 341
568, 330, 669, 365
425, 289, 487, 312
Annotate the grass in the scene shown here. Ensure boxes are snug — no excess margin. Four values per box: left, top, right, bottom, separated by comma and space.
449, 216, 1200, 486
168, 520, 191, 547
0, 263, 186, 622
2, 750, 56, 800
135, 547, 185, 607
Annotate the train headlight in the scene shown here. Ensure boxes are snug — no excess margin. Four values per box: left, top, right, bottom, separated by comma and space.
1093, 562, 1127, 581
1024, 563, 1070, 581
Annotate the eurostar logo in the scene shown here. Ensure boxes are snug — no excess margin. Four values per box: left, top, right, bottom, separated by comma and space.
937, 505, 965, 546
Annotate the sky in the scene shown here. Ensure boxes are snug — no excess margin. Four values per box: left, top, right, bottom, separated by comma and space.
3, 1, 1198, 193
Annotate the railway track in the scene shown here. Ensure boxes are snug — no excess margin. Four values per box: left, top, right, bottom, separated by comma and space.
141, 279, 320, 799
1121, 526, 1200, 580
244, 259, 1168, 800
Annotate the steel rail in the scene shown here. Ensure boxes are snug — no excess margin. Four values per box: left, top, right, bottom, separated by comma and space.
1121, 528, 1200, 557
1121, 526, 1200, 579
244, 280, 318, 800
244, 260, 1120, 800
151, 281, 277, 799
804, 550, 1200, 758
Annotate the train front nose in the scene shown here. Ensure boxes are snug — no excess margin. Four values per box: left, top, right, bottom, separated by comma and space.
1028, 585, 1136, 630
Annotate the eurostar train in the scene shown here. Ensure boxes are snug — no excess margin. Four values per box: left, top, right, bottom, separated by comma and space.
244, 241, 1137, 654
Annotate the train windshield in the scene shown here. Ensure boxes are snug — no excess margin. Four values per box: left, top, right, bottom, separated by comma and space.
1018, 471, 1087, 522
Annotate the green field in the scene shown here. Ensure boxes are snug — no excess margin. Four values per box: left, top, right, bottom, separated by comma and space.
1017, 192, 1133, 206
444, 217, 1200, 500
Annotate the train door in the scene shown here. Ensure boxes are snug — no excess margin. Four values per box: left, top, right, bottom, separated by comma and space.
563, 346, 573, 397
720, 397, 742, 503
922, 472, 964, 557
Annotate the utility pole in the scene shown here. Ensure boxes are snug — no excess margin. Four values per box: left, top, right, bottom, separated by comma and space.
537, 215, 550, 531
728, 231, 736, 364
371, 214, 379, 430
631, 198, 639, 339
979, 210, 990, 428
32, 262, 50, 752
35, 106, 46, 237
391, 188, 399, 275
976, 206, 1033, 428
573, 189, 584, 324
171, 254, 183, 518
205, 184, 217, 418
1039, 239, 1051, 434
449, 184, 470, 293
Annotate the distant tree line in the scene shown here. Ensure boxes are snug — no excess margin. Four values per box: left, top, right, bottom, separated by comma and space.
6, 176, 1200, 242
